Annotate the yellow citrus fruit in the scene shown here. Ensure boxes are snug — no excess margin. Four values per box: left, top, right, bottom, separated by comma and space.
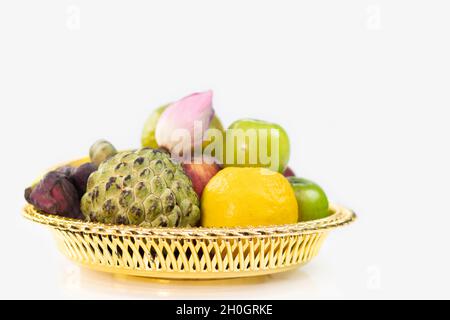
201, 167, 298, 227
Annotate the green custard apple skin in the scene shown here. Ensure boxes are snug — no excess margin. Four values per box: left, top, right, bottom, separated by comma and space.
225, 119, 291, 173
288, 177, 329, 222
81, 148, 200, 227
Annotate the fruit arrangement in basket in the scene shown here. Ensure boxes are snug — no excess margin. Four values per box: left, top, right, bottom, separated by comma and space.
24, 91, 330, 228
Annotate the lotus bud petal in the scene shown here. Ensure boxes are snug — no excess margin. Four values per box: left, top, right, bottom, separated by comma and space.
155, 91, 214, 153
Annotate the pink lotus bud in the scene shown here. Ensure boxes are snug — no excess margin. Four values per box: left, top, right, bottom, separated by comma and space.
155, 91, 214, 154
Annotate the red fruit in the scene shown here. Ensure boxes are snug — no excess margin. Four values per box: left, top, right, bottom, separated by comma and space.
182, 158, 221, 198
283, 167, 296, 177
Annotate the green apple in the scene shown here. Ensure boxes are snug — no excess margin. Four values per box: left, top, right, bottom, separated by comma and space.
141, 104, 224, 149
225, 119, 290, 173
288, 177, 330, 222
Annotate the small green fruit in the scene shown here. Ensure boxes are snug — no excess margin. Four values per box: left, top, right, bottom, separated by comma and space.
225, 119, 290, 173
89, 140, 117, 166
288, 177, 329, 222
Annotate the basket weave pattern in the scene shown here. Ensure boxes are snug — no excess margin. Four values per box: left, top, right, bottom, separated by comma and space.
23, 204, 355, 279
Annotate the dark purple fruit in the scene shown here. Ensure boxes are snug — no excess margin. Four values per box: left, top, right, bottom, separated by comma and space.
56, 166, 75, 177
25, 171, 82, 219
69, 163, 97, 198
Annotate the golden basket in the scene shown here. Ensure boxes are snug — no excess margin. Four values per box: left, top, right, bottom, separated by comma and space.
23, 156, 356, 279
23, 203, 355, 280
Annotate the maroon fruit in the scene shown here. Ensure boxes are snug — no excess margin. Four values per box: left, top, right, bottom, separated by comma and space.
56, 166, 75, 177
283, 167, 296, 178
69, 163, 97, 198
25, 171, 82, 219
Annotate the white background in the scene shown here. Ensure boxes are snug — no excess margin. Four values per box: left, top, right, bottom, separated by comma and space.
1, 0, 449, 299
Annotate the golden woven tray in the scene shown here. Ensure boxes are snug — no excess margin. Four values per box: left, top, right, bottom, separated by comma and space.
23, 157, 356, 279
23, 203, 355, 279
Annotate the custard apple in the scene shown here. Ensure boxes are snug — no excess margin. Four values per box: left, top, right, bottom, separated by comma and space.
80, 148, 200, 227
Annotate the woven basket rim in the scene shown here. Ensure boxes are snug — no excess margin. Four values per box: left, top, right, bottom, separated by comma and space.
23, 203, 356, 238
